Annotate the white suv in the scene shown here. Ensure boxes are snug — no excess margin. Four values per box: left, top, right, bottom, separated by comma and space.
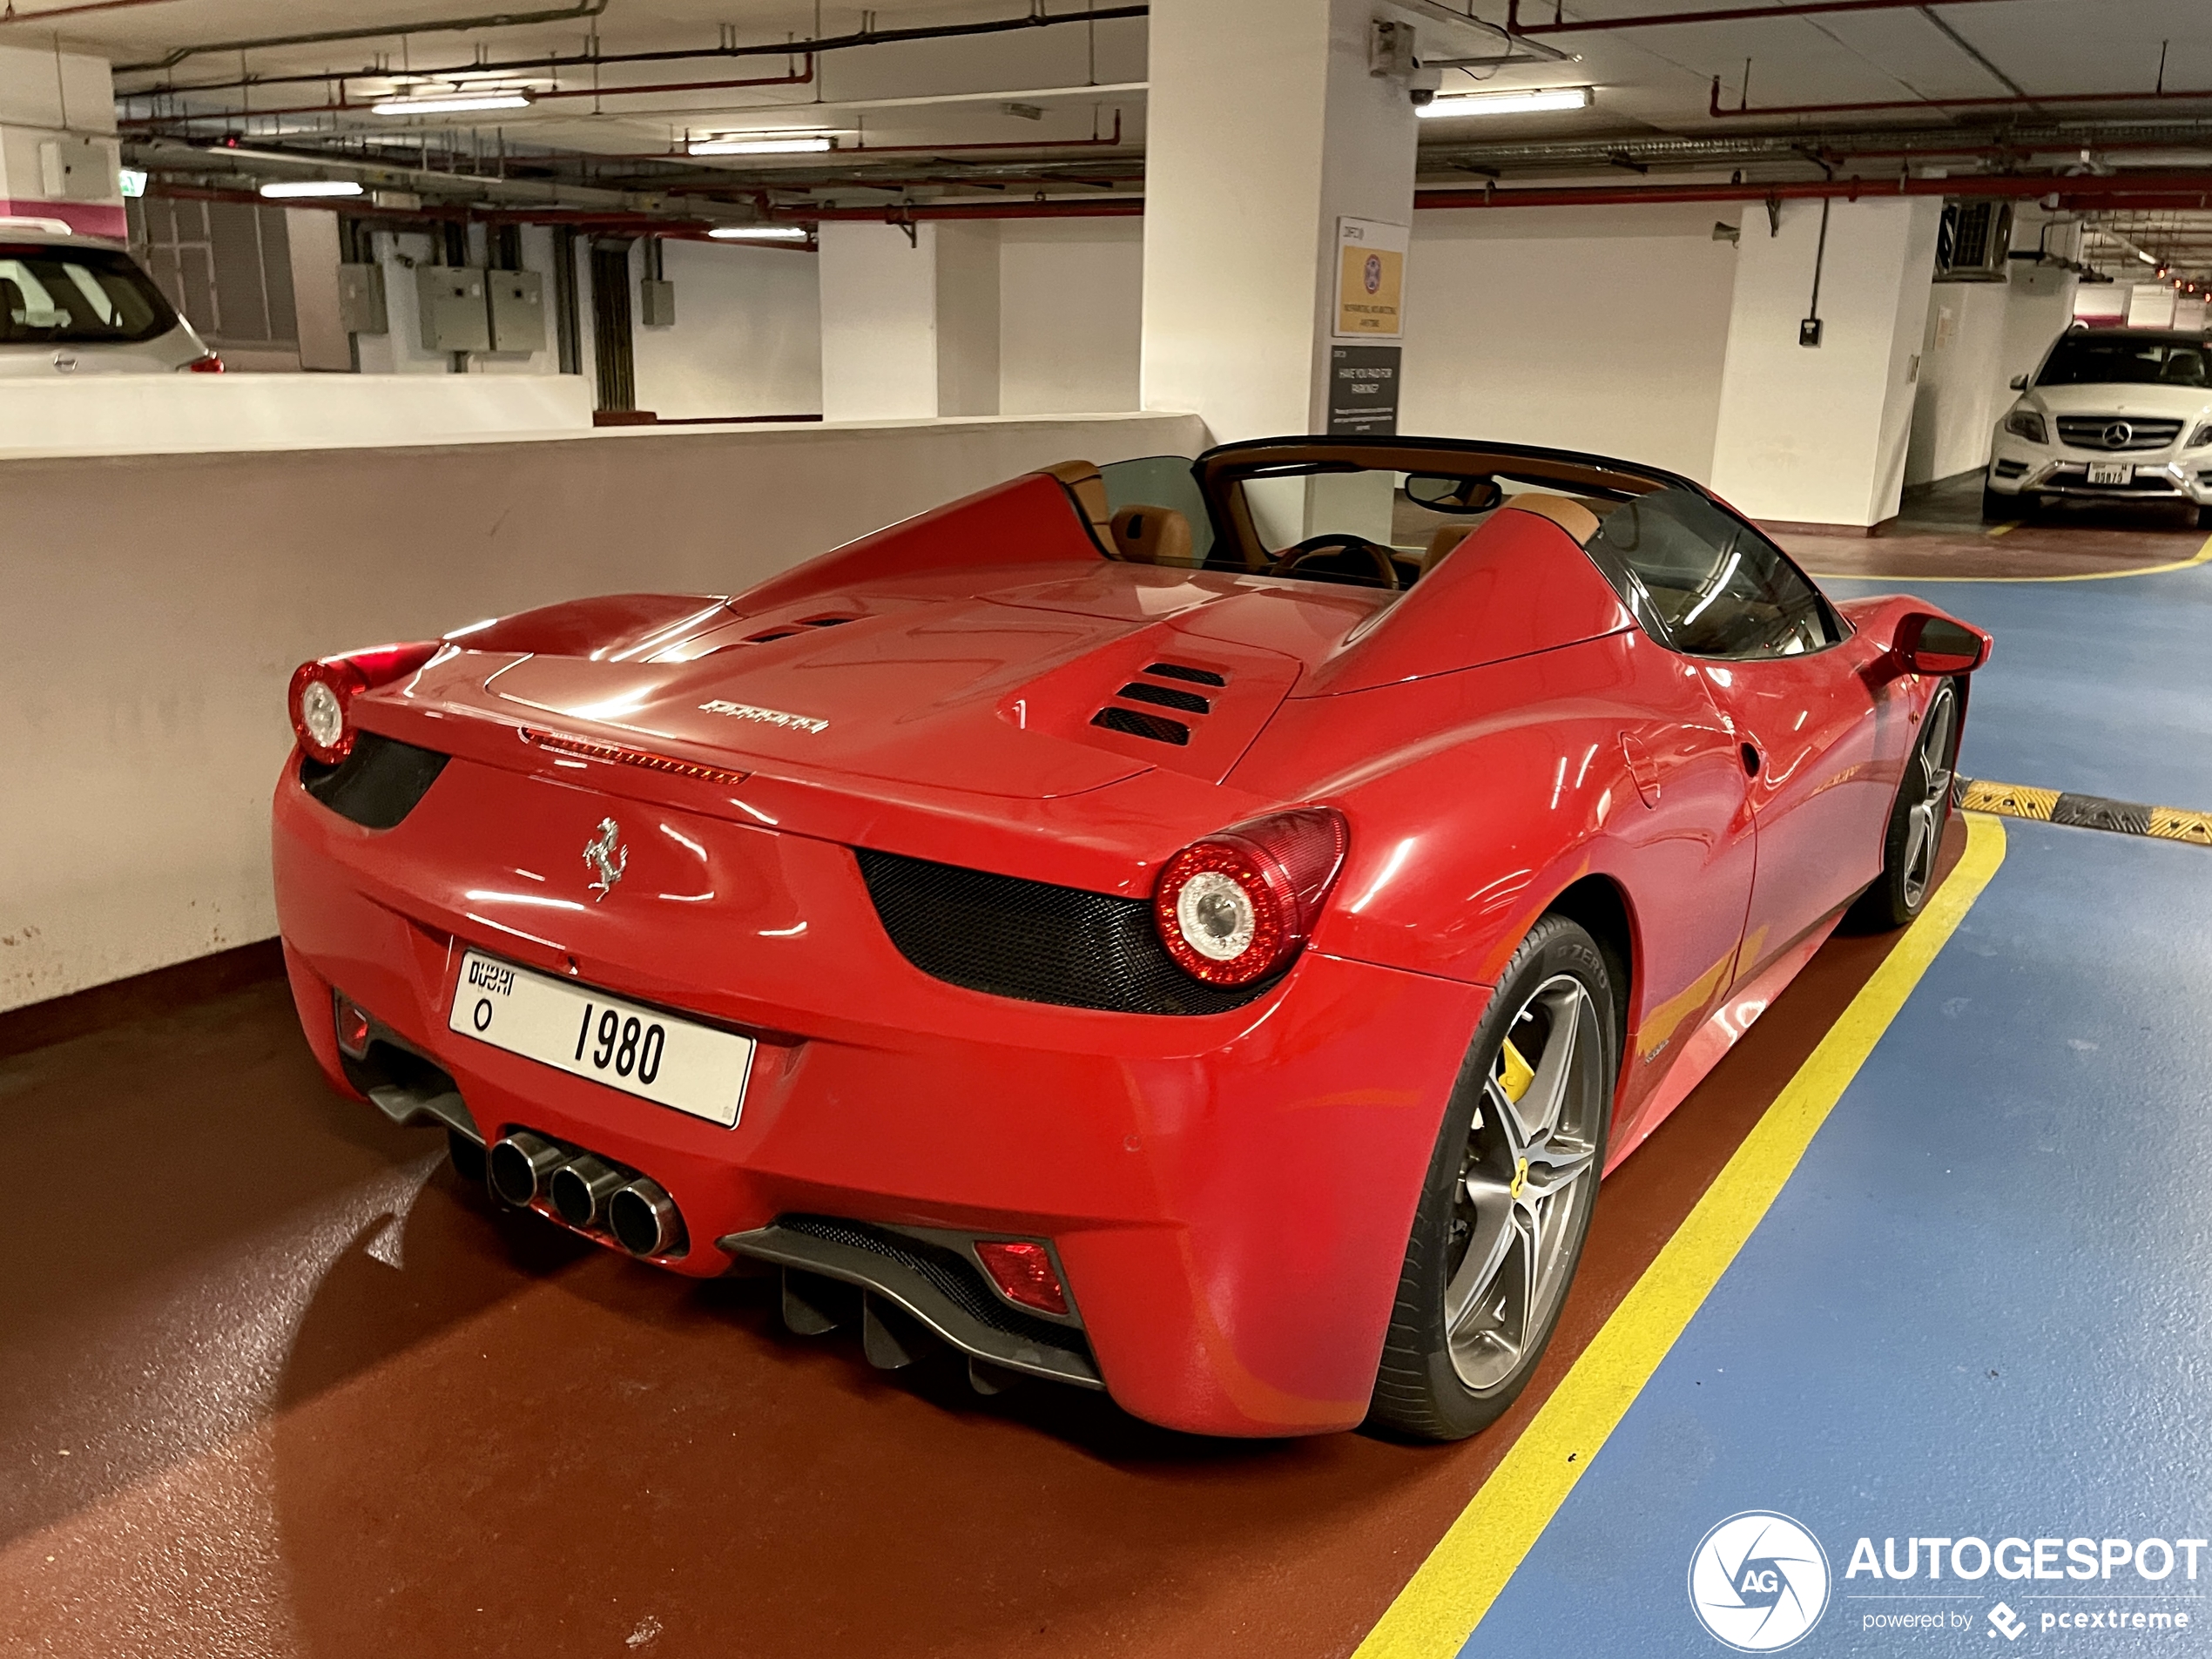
0, 218, 220, 376
1985, 327, 2212, 529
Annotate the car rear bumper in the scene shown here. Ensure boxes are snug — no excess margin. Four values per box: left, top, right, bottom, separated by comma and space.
272, 751, 1486, 1435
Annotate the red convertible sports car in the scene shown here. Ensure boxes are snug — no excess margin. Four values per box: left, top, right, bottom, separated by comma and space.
272, 435, 1989, 1440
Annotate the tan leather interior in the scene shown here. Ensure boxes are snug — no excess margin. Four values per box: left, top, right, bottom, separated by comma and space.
1422, 525, 1473, 574
1108, 505, 1197, 568
1497, 492, 1602, 543
1042, 458, 1113, 543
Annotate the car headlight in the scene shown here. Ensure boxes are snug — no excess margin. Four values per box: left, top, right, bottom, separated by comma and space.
2004, 409, 2047, 445
2189, 421, 2212, 450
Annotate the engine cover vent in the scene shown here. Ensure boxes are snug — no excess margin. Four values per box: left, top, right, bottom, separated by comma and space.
1091, 706, 1190, 745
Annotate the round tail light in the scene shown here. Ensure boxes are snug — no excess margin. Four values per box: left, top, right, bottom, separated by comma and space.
1153, 807, 1348, 987
287, 642, 443, 765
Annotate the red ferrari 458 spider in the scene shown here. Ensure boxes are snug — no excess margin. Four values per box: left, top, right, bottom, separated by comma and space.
272, 435, 1989, 1440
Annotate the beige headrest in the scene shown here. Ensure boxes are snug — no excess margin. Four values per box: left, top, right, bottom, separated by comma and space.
1042, 458, 1111, 534
1109, 504, 1197, 569
1422, 524, 1473, 574
1498, 492, 1601, 543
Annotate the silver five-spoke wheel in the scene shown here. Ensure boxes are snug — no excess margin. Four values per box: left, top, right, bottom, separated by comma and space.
1898, 686, 1957, 913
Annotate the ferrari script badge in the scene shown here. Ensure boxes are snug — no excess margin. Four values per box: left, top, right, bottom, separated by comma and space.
583, 817, 628, 901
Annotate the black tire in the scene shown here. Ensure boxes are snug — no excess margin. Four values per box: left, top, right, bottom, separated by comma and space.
1848, 679, 1959, 932
1980, 484, 2025, 522
448, 1127, 489, 1186
2195, 503, 2212, 532
1367, 914, 1617, 1442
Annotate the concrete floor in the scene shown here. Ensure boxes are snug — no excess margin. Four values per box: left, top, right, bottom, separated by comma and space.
3, 483, 2207, 1658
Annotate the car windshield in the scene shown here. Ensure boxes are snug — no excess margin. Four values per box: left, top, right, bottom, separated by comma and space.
0, 243, 177, 346
2036, 335, 2209, 389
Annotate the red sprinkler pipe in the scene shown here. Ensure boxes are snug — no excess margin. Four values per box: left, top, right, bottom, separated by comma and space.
1414, 171, 2212, 212
1507, 0, 2020, 33
1710, 73, 2212, 119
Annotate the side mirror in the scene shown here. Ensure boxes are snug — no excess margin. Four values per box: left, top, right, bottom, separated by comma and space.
2009, 374, 2028, 390
1897, 612, 1989, 675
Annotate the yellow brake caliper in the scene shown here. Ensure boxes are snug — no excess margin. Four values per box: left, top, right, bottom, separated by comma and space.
1500, 1037, 1534, 1198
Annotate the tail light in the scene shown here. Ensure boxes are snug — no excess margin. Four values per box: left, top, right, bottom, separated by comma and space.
974, 1240, 1069, 1317
181, 352, 226, 373
1153, 807, 1349, 987
287, 641, 442, 765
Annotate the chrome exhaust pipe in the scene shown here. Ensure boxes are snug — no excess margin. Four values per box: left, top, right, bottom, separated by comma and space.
607, 1177, 684, 1258
488, 1131, 567, 1207
549, 1155, 624, 1230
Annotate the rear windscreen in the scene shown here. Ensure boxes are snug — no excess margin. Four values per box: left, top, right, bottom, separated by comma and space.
0, 244, 178, 346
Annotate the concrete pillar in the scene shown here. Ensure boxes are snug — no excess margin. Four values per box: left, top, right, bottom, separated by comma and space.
1139, 0, 1420, 445
817, 220, 1001, 421
0, 43, 123, 238
1710, 196, 1944, 529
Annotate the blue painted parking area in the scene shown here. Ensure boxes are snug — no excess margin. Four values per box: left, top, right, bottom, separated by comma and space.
1465, 559, 2212, 1656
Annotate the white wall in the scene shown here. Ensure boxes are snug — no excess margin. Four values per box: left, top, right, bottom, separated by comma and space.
632, 238, 822, 419
1401, 204, 1741, 482
1000, 219, 1145, 415
1905, 280, 2011, 486
0, 411, 1207, 1013
818, 221, 942, 421
1710, 196, 1942, 528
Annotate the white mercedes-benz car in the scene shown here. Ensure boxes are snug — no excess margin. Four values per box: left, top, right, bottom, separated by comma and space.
0, 217, 220, 376
1984, 327, 2212, 528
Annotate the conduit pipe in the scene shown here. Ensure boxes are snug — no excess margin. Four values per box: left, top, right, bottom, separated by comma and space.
120, 3, 1143, 82
1505, 0, 2019, 33
1413, 169, 2212, 211
1710, 76, 2212, 121
0, 0, 185, 24
118, 0, 611, 73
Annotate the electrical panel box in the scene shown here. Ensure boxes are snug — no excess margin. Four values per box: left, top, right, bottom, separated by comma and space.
37, 137, 111, 202
416, 265, 491, 353
336, 263, 388, 335
487, 269, 545, 352
639, 278, 677, 328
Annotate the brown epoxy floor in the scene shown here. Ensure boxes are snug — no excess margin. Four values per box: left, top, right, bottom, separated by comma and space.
0, 828, 1965, 1659
1776, 472, 2207, 581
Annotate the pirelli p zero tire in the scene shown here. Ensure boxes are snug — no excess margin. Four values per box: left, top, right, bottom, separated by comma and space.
1849, 678, 1959, 933
1367, 914, 1616, 1443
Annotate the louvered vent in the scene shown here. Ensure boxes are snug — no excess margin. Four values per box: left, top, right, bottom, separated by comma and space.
745, 614, 857, 644
1089, 661, 1229, 747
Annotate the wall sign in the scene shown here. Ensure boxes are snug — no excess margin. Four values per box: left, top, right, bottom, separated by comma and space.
1335, 217, 1407, 339
1329, 345, 1400, 436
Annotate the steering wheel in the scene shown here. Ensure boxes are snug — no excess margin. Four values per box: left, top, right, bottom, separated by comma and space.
1268, 533, 1402, 590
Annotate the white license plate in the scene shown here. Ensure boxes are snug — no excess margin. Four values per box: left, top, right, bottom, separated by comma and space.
2087, 462, 2133, 485
448, 951, 755, 1127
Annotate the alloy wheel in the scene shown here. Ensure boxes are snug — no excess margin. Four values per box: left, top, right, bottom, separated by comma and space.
1900, 688, 1957, 911
1443, 973, 1604, 1393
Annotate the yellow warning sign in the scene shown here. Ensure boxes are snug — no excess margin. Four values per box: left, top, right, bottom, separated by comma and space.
1336, 217, 1407, 339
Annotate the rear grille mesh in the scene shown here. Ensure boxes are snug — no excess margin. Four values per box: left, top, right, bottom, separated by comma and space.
2056, 416, 2183, 452
300, 732, 448, 830
777, 1215, 1091, 1356
854, 847, 1275, 1015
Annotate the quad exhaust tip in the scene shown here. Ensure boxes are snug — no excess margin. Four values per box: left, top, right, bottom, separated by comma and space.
488, 1130, 566, 1207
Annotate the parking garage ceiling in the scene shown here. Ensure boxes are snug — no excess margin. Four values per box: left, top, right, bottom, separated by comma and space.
26, 0, 2212, 278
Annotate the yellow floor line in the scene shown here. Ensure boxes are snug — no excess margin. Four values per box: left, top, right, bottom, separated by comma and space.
1808, 529, 2212, 585
1351, 813, 2009, 1659
1985, 522, 2017, 538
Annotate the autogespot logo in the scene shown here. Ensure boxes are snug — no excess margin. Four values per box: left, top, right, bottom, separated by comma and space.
1689, 1512, 1833, 1652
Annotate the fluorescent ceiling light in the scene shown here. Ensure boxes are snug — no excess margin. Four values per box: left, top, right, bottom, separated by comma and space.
1418, 85, 1592, 118
118, 166, 148, 198
2136, 249, 2158, 264
689, 134, 835, 156
259, 179, 365, 199
372, 91, 534, 116
707, 225, 812, 241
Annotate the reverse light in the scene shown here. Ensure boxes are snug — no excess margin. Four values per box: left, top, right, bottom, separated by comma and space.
974, 1240, 1069, 1317
2004, 408, 2047, 444
287, 641, 443, 765
1153, 807, 1349, 987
